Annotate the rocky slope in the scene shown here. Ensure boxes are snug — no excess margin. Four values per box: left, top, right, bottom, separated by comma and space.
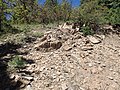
6, 27, 120, 90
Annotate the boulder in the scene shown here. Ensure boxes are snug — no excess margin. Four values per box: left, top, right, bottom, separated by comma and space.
34, 39, 62, 51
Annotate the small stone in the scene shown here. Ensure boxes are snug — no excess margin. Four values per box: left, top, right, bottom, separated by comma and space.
109, 68, 113, 71
83, 77, 89, 83
100, 35, 105, 39
79, 87, 85, 90
80, 53, 85, 58
63, 45, 72, 51
44, 81, 52, 87
101, 64, 106, 67
113, 72, 116, 75
87, 35, 100, 44
25, 85, 33, 90
7, 54, 11, 57
98, 66, 103, 71
20, 79, 31, 85
81, 46, 93, 51
107, 76, 114, 80
95, 61, 101, 64
23, 45, 27, 48
88, 63, 93, 67
22, 76, 34, 81
39, 36, 47, 42
76, 27, 80, 31
74, 34, 81, 39
96, 35, 105, 40
15, 75, 21, 82
52, 74, 57, 79
84, 52, 89, 56
45, 31, 52, 35
87, 50, 92, 54
40, 66, 46, 71
9, 74, 15, 80
62, 83, 68, 90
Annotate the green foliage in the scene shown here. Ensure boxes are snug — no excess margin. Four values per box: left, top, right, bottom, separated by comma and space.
18, 25, 31, 33
81, 26, 94, 36
32, 32, 44, 38
79, 0, 108, 25
98, 0, 120, 24
0, 0, 20, 34
0, 23, 20, 35
98, 0, 120, 9
1, 0, 120, 36
106, 8, 120, 24
8, 0, 39, 24
8, 56, 26, 69
79, 0, 120, 25
45, 0, 58, 7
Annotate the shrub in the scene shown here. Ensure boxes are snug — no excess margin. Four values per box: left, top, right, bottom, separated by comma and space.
80, 26, 94, 36
32, 32, 44, 38
8, 55, 26, 69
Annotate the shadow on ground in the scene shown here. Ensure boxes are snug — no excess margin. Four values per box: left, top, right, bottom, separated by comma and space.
0, 42, 34, 90
0, 42, 23, 58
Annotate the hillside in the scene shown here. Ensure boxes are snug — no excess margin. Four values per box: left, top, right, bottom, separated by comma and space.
0, 24, 120, 90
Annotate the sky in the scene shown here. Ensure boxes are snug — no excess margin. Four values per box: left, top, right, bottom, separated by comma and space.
38, 0, 80, 7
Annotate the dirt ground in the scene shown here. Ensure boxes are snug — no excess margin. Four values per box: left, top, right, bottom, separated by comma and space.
17, 28, 120, 90
1, 27, 120, 90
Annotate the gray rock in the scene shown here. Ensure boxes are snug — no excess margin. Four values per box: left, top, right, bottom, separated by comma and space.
40, 66, 46, 71
107, 76, 114, 80
87, 35, 100, 44
9, 74, 15, 80
88, 63, 93, 67
15, 75, 21, 82
20, 79, 31, 85
22, 76, 34, 81
63, 45, 72, 51
25, 85, 33, 90
81, 46, 93, 51
96, 35, 105, 40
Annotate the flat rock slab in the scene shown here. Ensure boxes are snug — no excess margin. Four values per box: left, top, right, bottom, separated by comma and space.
87, 35, 101, 44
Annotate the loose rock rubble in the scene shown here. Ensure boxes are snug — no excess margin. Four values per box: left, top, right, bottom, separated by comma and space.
8, 27, 120, 90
